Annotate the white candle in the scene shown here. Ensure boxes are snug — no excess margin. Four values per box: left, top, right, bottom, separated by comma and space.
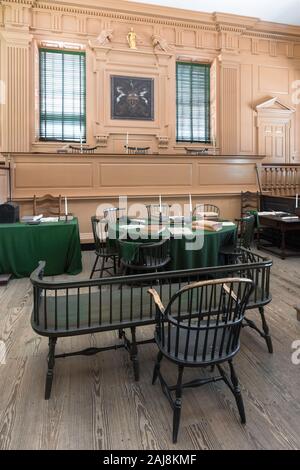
296, 193, 299, 209
159, 195, 162, 213
189, 194, 192, 214
80, 128, 83, 154
65, 196, 68, 216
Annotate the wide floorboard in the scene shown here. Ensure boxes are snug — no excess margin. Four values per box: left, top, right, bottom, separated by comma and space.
0, 250, 299, 450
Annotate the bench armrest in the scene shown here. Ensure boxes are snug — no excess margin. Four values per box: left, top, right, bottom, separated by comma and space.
30, 261, 46, 284
148, 288, 165, 315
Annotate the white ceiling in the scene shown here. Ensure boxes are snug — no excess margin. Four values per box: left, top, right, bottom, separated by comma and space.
127, 0, 300, 26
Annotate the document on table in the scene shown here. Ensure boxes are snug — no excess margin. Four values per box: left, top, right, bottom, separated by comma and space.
257, 211, 285, 216
119, 224, 146, 230
128, 218, 146, 224
222, 222, 236, 227
40, 217, 59, 223
169, 227, 193, 236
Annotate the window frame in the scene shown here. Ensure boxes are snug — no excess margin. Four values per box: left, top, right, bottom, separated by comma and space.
39, 47, 87, 143
176, 61, 211, 144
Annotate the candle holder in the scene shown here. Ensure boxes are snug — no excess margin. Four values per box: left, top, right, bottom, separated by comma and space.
60, 214, 73, 223
159, 211, 163, 227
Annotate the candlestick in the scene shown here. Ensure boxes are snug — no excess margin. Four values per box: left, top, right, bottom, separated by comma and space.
159, 195, 162, 213
65, 196, 68, 216
296, 193, 299, 209
189, 194, 192, 214
80, 128, 83, 154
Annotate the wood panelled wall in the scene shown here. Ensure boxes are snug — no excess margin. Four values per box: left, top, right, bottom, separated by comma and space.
9, 152, 263, 239
0, 0, 300, 161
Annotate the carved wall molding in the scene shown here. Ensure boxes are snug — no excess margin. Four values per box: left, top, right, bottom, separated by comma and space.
156, 135, 169, 148
2, 0, 299, 45
2, 0, 35, 5
95, 134, 109, 147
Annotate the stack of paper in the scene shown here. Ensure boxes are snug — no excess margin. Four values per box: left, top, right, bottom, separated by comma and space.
195, 211, 219, 220
21, 214, 43, 223
40, 217, 59, 223
192, 220, 223, 232
119, 224, 146, 230
222, 221, 236, 227
257, 211, 285, 216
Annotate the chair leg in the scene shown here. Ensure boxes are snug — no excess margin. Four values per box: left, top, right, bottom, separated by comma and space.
99, 256, 105, 278
173, 366, 184, 444
130, 327, 139, 381
113, 256, 117, 275
90, 255, 99, 279
228, 360, 246, 424
152, 351, 163, 385
45, 337, 57, 400
259, 306, 273, 354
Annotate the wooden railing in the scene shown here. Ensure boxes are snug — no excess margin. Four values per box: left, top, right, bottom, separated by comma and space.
261, 164, 300, 195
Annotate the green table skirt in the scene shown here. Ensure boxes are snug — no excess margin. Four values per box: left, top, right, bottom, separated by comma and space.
0, 218, 82, 278
169, 226, 235, 270
112, 225, 236, 270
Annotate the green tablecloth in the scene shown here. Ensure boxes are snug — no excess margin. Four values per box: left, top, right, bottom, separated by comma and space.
111, 224, 236, 270
0, 218, 82, 278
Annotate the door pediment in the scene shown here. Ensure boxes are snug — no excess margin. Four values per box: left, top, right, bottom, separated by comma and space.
255, 97, 295, 114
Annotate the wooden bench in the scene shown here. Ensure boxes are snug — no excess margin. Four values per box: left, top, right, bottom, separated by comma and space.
30, 248, 273, 399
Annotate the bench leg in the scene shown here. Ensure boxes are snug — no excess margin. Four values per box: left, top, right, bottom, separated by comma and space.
45, 337, 57, 400
259, 306, 273, 354
130, 327, 139, 381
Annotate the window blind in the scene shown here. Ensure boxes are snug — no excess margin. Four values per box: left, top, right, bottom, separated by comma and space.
176, 62, 210, 143
39, 49, 86, 142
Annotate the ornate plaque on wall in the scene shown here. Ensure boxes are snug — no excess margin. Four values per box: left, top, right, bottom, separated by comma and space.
111, 75, 154, 121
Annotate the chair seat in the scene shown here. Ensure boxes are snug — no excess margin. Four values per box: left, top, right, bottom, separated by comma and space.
35, 288, 154, 335
158, 324, 239, 365
96, 246, 118, 258
121, 255, 171, 271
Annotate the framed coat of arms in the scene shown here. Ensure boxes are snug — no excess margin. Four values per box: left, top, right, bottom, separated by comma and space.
111, 75, 154, 121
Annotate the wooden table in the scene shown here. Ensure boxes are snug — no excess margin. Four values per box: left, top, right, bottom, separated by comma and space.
258, 214, 300, 259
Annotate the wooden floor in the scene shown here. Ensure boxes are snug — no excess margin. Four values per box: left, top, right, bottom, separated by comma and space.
0, 250, 300, 450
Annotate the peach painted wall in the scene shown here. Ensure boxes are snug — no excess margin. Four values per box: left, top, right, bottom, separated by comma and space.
0, 0, 300, 161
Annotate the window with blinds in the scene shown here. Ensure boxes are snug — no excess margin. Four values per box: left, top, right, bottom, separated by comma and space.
39, 49, 86, 142
176, 62, 210, 143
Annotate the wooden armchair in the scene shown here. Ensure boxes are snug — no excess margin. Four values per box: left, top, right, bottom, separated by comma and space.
149, 277, 254, 442
33, 194, 62, 217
